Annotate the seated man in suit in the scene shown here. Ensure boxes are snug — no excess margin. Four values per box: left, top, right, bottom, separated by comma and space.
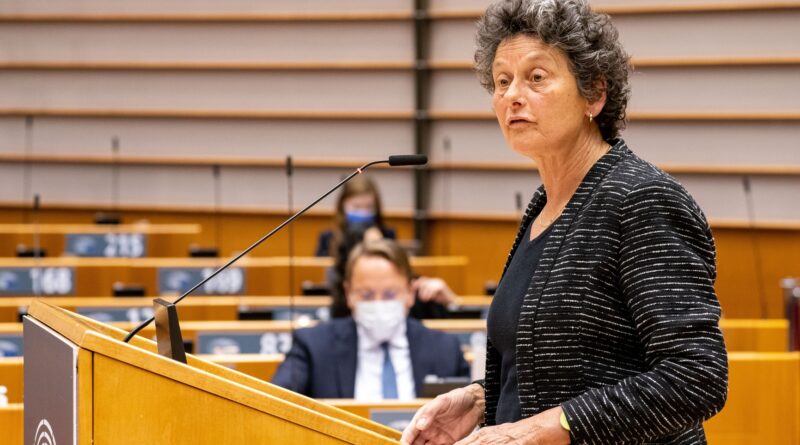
272, 239, 469, 400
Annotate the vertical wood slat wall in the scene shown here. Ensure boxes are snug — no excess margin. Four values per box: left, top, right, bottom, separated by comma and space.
0, 0, 799, 315
1, 0, 799, 218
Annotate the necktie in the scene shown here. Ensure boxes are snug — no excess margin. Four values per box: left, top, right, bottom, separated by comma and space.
381, 342, 398, 399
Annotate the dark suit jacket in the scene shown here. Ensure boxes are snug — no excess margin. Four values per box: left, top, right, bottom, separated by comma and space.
272, 317, 470, 398
483, 139, 728, 444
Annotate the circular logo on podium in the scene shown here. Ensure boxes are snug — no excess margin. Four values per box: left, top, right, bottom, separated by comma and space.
35, 419, 56, 445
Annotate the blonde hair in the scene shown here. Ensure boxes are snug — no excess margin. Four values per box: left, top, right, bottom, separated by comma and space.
344, 239, 413, 284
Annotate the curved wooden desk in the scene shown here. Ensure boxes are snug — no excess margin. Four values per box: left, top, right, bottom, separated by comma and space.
0, 255, 468, 296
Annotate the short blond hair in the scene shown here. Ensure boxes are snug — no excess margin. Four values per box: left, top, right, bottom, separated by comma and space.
344, 239, 413, 283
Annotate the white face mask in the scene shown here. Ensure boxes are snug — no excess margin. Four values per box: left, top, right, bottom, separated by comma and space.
353, 299, 406, 344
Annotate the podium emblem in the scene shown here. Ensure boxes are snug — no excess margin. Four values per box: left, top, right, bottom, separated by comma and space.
34, 419, 56, 445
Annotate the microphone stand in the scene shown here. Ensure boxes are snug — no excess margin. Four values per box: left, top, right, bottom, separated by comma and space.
742, 176, 768, 318
123, 156, 425, 343
286, 155, 297, 390
32, 194, 42, 298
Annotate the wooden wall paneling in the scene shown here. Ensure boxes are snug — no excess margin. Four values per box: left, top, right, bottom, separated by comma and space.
427, 9, 800, 61
703, 352, 800, 444
427, 217, 517, 294
427, 0, 800, 12
0, 254, 461, 296
0, 231, 199, 258
745, 175, 800, 221
0, 22, 414, 63
0, 163, 416, 215
0, 357, 23, 403
0, 116, 26, 154
627, 65, 800, 114
0, 116, 414, 160
0, 70, 414, 112
428, 120, 512, 163
613, 9, 800, 59
428, 119, 800, 168
714, 228, 800, 318
1, 203, 799, 316
0, 206, 415, 258
675, 174, 800, 222
621, 120, 800, 167
0, 0, 412, 15
0, 405, 23, 445
216, 167, 415, 214
0, 165, 25, 205
425, 168, 800, 223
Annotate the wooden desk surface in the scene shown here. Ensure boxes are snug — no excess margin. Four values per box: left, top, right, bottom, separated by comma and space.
0, 223, 201, 235
0, 295, 490, 308
0, 295, 334, 310
0, 255, 469, 296
0, 317, 787, 335
148, 318, 787, 353
0, 255, 468, 268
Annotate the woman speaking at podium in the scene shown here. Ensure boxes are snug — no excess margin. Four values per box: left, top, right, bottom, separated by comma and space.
402, 0, 728, 444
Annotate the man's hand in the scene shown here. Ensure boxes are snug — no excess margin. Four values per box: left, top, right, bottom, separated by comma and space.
412, 277, 457, 306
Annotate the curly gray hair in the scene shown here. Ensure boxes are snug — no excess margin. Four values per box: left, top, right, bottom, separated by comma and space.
475, 0, 631, 140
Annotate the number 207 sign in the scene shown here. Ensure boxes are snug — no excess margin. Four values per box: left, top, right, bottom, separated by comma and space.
157, 267, 245, 295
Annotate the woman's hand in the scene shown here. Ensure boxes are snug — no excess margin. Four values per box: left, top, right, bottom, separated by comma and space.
453, 406, 570, 445
412, 276, 457, 306
401, 383, 485, 445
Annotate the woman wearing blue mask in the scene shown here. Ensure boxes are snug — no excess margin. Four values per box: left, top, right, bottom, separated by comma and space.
319, 175, 459, 319
316, 175, 397, 318
315, 175, 396, 258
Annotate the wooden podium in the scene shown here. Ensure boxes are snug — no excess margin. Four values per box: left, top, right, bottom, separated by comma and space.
22, 299, 401, 444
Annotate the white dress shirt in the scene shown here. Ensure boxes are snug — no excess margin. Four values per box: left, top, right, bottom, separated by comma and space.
354, 321, 416, 401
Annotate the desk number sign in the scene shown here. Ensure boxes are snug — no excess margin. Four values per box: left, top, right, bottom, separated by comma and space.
158, 267, 245, 295
65, 233, 147, 258
0, 267, 75, 296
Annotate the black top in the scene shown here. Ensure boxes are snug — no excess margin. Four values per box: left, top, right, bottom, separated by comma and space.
487, 221, 553, 425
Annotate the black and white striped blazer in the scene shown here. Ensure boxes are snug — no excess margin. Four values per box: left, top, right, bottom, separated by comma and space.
483, 139, 728, 444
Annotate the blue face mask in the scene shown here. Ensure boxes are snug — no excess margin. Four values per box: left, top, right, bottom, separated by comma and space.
345, 210, 376, 226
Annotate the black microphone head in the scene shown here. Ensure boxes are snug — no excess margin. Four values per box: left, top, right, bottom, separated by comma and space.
33, 194, 40, 210
388, 154, 428, 167
286, 155, 293, 176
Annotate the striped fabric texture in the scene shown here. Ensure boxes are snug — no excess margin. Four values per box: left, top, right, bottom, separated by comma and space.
483, 139, 728, 444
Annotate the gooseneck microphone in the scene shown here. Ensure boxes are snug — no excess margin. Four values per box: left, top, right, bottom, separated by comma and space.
122, 154, 428, 343
388, 154, 427, 167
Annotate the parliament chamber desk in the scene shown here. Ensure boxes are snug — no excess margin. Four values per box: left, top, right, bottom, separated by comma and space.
0, 295, 495, 323
330, 351, 800, 445
0, 297, 789, 353
1, 352, 798, 445
0, 223, 202, 258
0, 317, 789, 404
0, 255, 468, 296
0, 317, 790, 357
